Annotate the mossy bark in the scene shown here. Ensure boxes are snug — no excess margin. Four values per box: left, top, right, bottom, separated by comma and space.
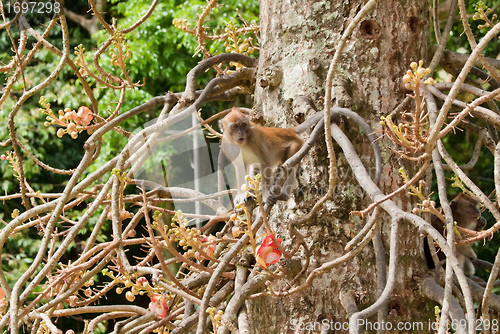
248, 0, 434, 332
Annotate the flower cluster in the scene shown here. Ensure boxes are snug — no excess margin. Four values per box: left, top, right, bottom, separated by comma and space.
73, 44, 88, 76
158, 211, 218, 261
172, 0, 258, 74
206, 307, 224, 332
1, 151, 20, 181
380, 60, 434, 159
109, 31, 132, 67
402, 60, 434, 90
0, 152, 12, 162
473, 1, 498, 29
102, 269, 170, 319
39, 97, 94, 139
222, 21, 257, 57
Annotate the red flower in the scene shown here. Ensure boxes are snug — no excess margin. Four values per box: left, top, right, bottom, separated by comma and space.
0, 287, 5, 312
255, 234, 282, 268
149, 294, 168, 318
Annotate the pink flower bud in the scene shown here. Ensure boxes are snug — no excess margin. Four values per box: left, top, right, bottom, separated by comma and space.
126, 291, 135, 302
231, 226, 241, 237
200, 236, 216, 258
67, 123, 77, 133
137, 277, 148, 287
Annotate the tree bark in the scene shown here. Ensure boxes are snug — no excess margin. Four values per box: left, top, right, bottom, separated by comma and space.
249, 0, 433, 331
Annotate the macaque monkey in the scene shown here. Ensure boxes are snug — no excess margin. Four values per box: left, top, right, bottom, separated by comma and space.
425, 193, 486, 276
220, 107, 304, 205
220, 106, 382, 206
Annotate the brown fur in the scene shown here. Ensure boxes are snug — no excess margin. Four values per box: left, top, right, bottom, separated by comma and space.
221, 107, 303, 205
426, 193, 486, 276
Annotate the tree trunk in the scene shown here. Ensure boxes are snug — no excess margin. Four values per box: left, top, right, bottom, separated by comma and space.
249, 0, 433, 331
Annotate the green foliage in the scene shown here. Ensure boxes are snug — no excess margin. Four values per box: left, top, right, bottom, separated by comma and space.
99, 0, 259, 95
434, 0, 500, 57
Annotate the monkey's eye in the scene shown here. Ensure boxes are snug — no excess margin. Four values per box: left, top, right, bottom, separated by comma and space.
231, 124, 237, 130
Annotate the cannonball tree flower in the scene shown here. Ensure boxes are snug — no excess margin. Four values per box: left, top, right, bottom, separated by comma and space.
72, 106, 93, 126
255, 234, 282, 269
149, 294, 168, 318
202, 235, 216, 257
0, 287, 6, 314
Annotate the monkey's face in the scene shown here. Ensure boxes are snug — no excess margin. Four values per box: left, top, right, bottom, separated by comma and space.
450, 195, 486, 231
221, 109, 251, 146
230, 121, 248, 145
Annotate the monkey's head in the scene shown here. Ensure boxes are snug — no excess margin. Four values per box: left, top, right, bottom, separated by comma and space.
221, 107, 251, 146
450, 193, 486, 231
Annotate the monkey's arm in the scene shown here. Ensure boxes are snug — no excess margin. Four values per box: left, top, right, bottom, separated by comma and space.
264, 120, 324, 206
457, 245, 478, 260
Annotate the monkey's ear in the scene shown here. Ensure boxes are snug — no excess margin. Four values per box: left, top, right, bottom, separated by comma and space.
450, 199, 458, 211
219, 119, 225, 133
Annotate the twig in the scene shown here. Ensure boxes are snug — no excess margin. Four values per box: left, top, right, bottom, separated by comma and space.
427, 21, 500, 148
349, 216, 400, 333
317, 0, 380, 222
8, 13, 71, 333
428, 0, 458, 73
457, 0, 500, 83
